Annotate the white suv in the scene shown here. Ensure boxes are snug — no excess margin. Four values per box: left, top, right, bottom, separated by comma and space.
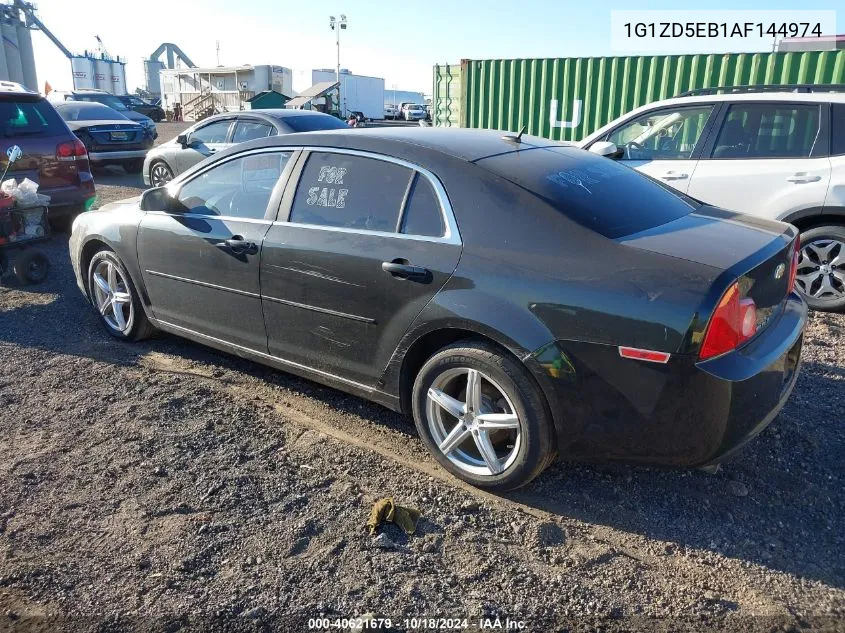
579, 86, 845, 312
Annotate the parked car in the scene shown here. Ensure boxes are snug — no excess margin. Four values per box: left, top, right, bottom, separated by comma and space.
55, 101, 153, 173
403, 104, 426, 121
116, 95, 165, 122
384, 104, 399, 120
0, 81, 94, 230
142, 109, 348, 187
70, 128, 805, 490
48, 89, 158, 140
579, 85, 845, 312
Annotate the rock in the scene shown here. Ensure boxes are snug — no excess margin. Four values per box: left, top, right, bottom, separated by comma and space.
243, 606, 265, 620
372, 533, 397, 550
153, 466, 167, 477
703, 590, 720, 602
727, 481, 749, 497
461, 501, 481, 513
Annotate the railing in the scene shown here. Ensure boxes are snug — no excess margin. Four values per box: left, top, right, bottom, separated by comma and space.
178, 90, 257, 120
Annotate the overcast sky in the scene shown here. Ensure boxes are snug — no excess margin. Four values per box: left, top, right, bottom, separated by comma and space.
29, 0, 844, 96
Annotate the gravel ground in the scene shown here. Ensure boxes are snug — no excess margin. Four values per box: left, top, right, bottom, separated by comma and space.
0, 122, 843, 632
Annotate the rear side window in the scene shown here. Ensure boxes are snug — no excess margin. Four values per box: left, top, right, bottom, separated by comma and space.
400, 174, 445, 237
190, 120, 231, 144
832, 104, 845, 156
711, 104, 821, 159
289, 152, 411, 231
0, 98, 65, 136
475, 146, 699, 239
232, 120, 274, 143
282, 115, 348, 133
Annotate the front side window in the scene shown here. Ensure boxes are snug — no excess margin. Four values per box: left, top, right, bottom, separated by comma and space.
606, 105, 713, 160
232, 120, 274, 143
174, 152, 291, 219
189, 120, 231, 145
711, 104, 821, 159
289, 152, 411, 232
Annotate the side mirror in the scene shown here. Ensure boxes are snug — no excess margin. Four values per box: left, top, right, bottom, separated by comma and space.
140, 186, 171, 212
589, 141, 620, 158
176, 134, 188, 148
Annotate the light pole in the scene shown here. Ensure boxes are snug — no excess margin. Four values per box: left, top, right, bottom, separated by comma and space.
329, 14, 347, 116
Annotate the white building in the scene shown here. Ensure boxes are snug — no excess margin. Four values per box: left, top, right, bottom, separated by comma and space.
160, 64, 293, 120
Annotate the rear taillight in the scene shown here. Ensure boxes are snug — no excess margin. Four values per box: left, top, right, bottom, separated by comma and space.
788, 238, 800, 294
699, 283, 758, 360
56, 138, 88, 161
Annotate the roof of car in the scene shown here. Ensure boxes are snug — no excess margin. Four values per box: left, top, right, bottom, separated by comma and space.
216, 126, 566, 163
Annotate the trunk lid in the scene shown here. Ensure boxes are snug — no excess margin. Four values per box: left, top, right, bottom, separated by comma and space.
620, 206, 799, 342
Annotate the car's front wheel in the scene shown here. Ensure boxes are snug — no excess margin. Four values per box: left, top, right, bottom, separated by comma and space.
149, 161, 174, 187
87, 250, 155, 341
412, 341, 556, 491
795, 225, 845, 312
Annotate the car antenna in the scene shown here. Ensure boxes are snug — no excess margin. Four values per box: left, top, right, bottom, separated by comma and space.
502, 125, 526, 143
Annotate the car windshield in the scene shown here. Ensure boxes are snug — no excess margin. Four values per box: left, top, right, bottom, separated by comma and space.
281, 114, 349, 133
475, 145, 701, 239
83, 94, 129, 111
0, 98, 65, 137
57, 102, 128, 122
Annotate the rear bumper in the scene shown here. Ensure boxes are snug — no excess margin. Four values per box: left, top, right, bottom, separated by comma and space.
530, 293, 807, 467
41, 175, 96, 218
89, 150, 149, 161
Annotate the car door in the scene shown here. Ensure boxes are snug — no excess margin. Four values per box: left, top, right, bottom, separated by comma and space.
175, 118, 235, 173
260, 149, 462, 386
600, 104, 717, 193
828, 104, 845, 212
687, 102, 832, 220
137, 149, 295, 350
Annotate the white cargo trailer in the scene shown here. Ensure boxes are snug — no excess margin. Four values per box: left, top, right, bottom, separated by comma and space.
312, 69, 384, 120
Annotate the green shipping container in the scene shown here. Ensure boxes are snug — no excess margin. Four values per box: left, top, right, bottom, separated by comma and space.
433, 51, 845, 142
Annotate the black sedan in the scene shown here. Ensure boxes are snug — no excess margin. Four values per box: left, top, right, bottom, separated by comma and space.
69, 129, 806, 490
56, 101, 154, 173
142, 109, 349, 187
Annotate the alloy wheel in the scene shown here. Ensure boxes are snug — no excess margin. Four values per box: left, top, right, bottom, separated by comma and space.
150, 162, 173, 187
795, 239, 845, 301
92, 260, 133, 334
426, 368, 521, 477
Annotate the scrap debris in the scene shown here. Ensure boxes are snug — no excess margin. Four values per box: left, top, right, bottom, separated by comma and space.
367, 497, 421, 536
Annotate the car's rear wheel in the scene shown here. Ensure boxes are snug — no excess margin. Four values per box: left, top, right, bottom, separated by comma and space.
795, 225, 845, 312
87, 250, 155, 341
149, 161, 174, 187
412, 341, 556, 491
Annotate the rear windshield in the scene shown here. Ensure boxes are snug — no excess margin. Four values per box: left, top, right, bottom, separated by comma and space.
281, 115, 348, 133
475, 146, 700, 239
0, 98, 65, 137
57, 103, 127, 122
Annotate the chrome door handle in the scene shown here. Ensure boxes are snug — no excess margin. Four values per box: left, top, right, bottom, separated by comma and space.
786, 173, 821, 184
659, 171, 688, 180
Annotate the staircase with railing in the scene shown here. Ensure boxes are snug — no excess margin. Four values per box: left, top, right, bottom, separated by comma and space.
182, 89, 215, 121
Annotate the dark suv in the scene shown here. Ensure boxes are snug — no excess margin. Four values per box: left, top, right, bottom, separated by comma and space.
0, 82, 95, 230
116, 95, 165, 122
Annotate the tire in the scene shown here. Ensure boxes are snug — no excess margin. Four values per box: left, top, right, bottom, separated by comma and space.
412, 341, 556, 491
148, 160, 174, 187
795, 225, 845, 312
13, 249, 49, 285
123, 159, 145, 174
87, 249, 156, 341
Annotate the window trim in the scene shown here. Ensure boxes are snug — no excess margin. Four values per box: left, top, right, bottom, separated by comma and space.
275, 146, 461, 245
593, 103, 719, 161
699, 100, 829, 161
160, 147, 299, 223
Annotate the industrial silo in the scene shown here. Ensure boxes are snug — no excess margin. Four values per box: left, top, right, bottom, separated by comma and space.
144, 59, 164, 96
1, 21, 22, 84
94, 57, 110, 90
110, 60, 127, 95
71, 56, 94, 90
16, 22, 36, 91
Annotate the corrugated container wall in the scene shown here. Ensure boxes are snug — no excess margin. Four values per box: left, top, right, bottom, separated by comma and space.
434, 51, 845, 141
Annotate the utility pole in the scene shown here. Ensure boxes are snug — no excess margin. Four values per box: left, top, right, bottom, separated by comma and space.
329, 15, 347, 115
216, 40, 220, 66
